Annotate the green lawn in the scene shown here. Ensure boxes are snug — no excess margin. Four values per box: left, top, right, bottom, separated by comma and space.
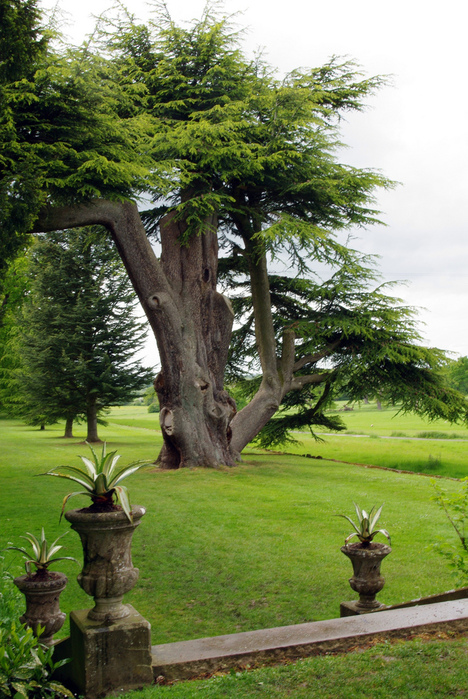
1, 406, 467, 697
0, 409, 464, 643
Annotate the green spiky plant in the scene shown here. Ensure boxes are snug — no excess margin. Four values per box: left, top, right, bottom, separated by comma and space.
41, 443, 152, 522
5, 529, 77, 578
337, 503, 391, 548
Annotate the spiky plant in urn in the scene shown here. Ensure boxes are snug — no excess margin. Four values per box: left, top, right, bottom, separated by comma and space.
6, 529, 76, 645
337, 504, 391, 613
42, 443, 151, 622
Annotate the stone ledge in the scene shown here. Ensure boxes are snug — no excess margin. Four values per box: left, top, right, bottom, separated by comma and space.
151, 599, 468, 682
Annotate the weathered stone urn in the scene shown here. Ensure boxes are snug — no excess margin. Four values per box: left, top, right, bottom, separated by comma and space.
341, 542, 392, 611
64, 505, 145, 622
14, 571, 67, 645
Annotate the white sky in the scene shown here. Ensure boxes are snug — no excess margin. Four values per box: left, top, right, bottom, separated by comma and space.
40, 0, 468, 361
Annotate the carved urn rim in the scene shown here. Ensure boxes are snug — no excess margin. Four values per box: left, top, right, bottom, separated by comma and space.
64, 505, 146, 526
14, 571, 68, 592
341, 542, 392, 558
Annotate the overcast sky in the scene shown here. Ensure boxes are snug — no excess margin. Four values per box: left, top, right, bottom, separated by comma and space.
40, 0, 468, 360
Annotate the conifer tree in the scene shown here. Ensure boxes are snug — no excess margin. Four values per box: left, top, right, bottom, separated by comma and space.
1, 228, 153, 440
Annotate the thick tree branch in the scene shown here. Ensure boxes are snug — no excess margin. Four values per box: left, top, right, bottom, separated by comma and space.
290, 373, 329, 390
230, 242, 287, 456
247, 248, 280, 381
33, 200, 189, 386
293, 338, 342, 373
280, 328, 296, 382
33, 199, 171, 301
229, 385, 282, 457
33, 200, 122, 232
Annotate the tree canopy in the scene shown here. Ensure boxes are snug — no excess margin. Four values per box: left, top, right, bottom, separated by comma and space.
1, 1, 467, 466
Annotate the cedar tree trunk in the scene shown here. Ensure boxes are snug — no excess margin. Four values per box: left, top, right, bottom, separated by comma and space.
154, 211, 236, 468
35, 200, 236, 468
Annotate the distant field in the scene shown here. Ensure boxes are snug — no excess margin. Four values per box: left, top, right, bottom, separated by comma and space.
272, 401, 468, 480
106, 405, 160, 432
327, 401, 468, 439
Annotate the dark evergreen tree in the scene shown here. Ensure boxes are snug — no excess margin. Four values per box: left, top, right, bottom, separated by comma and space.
0, 254, 30, 416
2, 228, 153, 440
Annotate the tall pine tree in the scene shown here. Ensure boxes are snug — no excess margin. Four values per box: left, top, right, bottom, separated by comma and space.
2, 228, 153, 440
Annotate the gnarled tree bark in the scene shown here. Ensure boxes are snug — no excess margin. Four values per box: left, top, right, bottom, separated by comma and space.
34, 199, 236, 467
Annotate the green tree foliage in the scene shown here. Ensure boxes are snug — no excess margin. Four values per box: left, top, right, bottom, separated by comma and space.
0, 228, 153, 440
431, 478, 468, 585
445, 356, 468, 396
224, 256, 468, 447
0, 254, 29, 414
0, 0, 49, 287
0, 0, 153, 287
119, 10, 389, 244
0, 0, 48, 83
1, 2, 467, 464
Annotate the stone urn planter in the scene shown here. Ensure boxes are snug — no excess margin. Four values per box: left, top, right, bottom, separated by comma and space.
14, 571, 68, 646
65, 505, 146, 622
341, 542, 392, 610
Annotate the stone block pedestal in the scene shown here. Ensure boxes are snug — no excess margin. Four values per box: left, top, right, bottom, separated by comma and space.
340, 600, 388, 617
66, 605, 153, 698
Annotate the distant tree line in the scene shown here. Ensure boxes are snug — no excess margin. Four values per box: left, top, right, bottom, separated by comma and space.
445, 357, 468, 396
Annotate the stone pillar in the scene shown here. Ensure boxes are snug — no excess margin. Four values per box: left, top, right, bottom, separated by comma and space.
65, 605, 153, 698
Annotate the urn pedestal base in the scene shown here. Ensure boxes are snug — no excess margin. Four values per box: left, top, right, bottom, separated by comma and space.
340, 600, 389, 617
62, 605, 153, 698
